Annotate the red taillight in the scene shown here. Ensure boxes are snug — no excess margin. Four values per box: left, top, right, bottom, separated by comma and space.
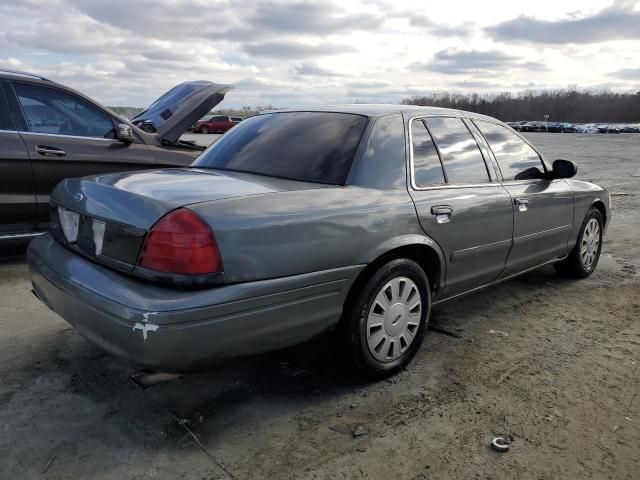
138, 209, 222, 275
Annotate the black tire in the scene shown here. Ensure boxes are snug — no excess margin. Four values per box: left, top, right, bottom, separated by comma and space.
142, 124, 155, 133
199, 126, 209, 134
554, 207, 603, 278
340, 258, 431, 379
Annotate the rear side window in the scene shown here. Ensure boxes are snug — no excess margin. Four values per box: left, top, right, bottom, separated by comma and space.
13, 83, 115, 138
0, 86, 15, 131
425, 117, 489, 184
194, 112, 369, 184
411, 119, 445, 186
475, 121, 545, 180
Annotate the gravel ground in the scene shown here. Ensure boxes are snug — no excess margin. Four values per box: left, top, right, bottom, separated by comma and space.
0, 133, 638, 479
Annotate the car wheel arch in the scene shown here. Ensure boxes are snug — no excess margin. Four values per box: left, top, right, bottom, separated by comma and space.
349, 237, 445, 304
591, 199, 607, 228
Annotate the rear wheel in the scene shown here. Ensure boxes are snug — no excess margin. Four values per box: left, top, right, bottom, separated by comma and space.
340, 258, 430, 378
555, 207, 603, 278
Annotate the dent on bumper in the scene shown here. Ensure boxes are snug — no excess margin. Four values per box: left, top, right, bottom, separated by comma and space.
28, 235, 363, 372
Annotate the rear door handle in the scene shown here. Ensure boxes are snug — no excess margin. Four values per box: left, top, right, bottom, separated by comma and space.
36, 145, 66, 157
514, 197, 529, 211
430, 205, 453, 223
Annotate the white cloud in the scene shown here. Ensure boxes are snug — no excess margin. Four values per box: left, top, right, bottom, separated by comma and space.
0, 0, 638, 108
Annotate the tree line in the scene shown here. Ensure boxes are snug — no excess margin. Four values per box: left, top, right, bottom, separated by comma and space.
401, 89, 640, 123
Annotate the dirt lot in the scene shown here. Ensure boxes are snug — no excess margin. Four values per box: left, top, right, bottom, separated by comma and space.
1, 133, 638, 479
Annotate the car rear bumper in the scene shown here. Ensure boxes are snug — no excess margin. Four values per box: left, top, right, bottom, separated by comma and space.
28, 234, 363, 372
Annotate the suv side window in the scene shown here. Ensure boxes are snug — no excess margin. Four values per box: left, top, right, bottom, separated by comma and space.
475, 120, 545, 181
411, 119, 445, 186
425, 117, 490, 184
0, 83, 16, 131
13, 83, 115, 138
0, 85, 15, 131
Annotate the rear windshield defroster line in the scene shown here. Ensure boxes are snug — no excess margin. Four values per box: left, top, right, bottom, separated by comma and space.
193, 112, 369, 185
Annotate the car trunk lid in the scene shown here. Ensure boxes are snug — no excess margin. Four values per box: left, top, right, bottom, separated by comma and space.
49, 168, 327, 278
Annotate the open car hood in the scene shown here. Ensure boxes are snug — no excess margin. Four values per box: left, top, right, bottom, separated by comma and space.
132, 81, 233, 143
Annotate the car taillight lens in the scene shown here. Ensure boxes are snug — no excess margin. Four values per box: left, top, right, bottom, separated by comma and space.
138, 209, 222, 275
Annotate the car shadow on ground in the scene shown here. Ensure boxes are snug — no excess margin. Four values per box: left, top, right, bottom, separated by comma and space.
2, 252, 582, 474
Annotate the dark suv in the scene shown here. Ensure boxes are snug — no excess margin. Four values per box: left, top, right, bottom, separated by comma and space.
0, 70, 231, 240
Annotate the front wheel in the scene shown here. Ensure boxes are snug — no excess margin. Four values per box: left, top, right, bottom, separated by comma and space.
555, 207, 603, 278
199, 126, 209, 134
340, 258, 431, 378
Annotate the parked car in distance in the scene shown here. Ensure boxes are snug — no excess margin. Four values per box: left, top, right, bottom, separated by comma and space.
28, 105, 610, 378
193, 115, 242, 133
507, 121, 531, 131
0, 69, 232, 240
546, 122, 563, 133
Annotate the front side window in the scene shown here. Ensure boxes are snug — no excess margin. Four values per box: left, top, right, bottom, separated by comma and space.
194, 112, 369, 184
425, 117, 489, 184
475, 121, 545, 181
411, 119, 445, 187
13, 83, 115, 138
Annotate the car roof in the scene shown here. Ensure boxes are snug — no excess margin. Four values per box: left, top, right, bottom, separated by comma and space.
0, 69, 53, 83
273, 103, 499, 121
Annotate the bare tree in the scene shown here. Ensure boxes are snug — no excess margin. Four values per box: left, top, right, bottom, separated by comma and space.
402, 89, 640, 123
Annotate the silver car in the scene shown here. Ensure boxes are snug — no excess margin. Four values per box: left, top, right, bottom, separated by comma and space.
28, 105, 610, 378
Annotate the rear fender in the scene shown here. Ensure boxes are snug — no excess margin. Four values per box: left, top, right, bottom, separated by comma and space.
357, 233, 446, 293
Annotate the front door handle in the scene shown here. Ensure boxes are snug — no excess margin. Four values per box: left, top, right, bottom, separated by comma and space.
431, 205, 453, 215
515, 197, 529, 212
431, 205, 453, 223
36, 145, 66, 157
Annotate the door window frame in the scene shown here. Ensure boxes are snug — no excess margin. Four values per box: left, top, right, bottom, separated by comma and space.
470, 118, 552, 185
0, 82, 17, 132
407, 114, 497, 191
7, 81, 119, 141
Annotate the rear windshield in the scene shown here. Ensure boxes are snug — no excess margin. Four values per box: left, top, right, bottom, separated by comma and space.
193, 112, 369, 184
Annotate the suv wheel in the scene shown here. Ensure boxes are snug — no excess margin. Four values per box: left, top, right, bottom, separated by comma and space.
341, 258, 430, 378
555, 207, 603, 278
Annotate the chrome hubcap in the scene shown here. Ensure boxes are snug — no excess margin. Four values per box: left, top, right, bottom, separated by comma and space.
366, 277, 422, 362
580, 218, 601, 269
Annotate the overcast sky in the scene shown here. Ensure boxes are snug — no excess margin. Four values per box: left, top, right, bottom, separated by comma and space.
1, 0, 639, 108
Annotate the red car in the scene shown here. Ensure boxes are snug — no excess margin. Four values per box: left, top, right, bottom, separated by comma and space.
193, 115, 242, 133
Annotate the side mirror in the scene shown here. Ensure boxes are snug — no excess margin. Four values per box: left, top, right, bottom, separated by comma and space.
552, 159, 577, 179
116, 123, 134, 144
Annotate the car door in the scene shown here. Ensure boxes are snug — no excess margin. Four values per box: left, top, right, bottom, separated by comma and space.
407, 116, 514, 298
222, 116, 234, 131
0, 81, 36, 234
473, 120, 574, 275
209, 115, 225, 132
7, 81, 156, 225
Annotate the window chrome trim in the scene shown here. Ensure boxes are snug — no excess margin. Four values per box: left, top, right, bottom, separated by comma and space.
18, 130, 118, 142
407, 114, 497, 191
0, 129, 18, 134
0, 231, 46, 241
